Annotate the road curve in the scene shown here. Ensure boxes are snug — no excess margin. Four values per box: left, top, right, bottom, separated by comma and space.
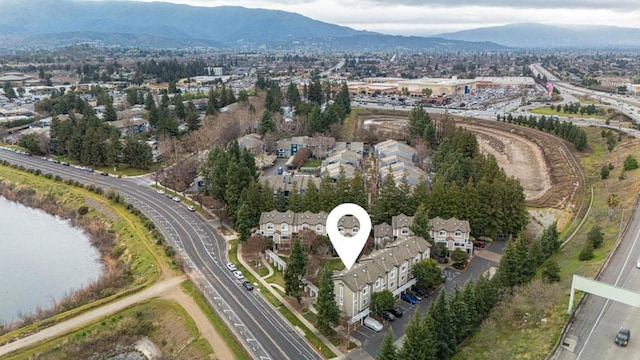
0, 151, 323, 360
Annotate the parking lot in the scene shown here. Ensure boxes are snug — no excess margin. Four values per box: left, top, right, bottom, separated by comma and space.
347, 241, 504, 358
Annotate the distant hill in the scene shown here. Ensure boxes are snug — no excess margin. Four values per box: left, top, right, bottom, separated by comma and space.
435, 23, 640, 49
0, 0, 504, 51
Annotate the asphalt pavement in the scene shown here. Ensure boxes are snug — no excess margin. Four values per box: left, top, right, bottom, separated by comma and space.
346, 242, 503, 359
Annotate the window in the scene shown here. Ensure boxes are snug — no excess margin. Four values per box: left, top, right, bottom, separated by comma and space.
352, 227, 359, 234
363, 287, 368, 296
454, 231, 462, 237
401, 264, 407, 272
363, 298, 367, 306
316, 224, 323, 232
390, 272, 395, 279
338, 226, 345, 233
390, 281, 395, 288
281, 223, 288, 231
401, 227, 409, 235
339, 285, 344, 306
302, 224, 309, 230
439, 230, 446, 236
267, 223, 274, 230
401, 274, 406, 282
375, 279, 380, 288
415, 255, 420, 264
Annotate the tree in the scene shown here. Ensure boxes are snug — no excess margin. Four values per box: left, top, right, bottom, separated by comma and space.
174, 94, 186, 121
422, 88, 433, 97
288, 182, 304, 212
579, 241, 594, 261
413, 259, 442, 291
185, 100, 200, 131
377, 330, 398, 360
286, 82, 301, 107
258, 110, 276, 135
451, 249, 469, 269
600, 165, 610, 179
284, 238, 308, 303
371, 290, 395, 316
104, 102, 117, 122
587, 225, 604, 249
427, 291, 456, 359
541, 259, 561, 283
623, 155, 639, 171
236, 202, 253, 241
206, 88, 219, 115
315, 267, 340, 334
494, 234, 535, 288
265, 81, 283, 113
448, 286, 473, 342
608, 193, 619, 221
122, 137, 153, 170
399, 313, 427, 360
3, 82, 16, 99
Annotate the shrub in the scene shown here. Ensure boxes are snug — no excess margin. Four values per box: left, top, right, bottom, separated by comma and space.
541, 260, 561, 283
600, 165, 610, 179
78, 206, 89, 216
623, 155, 639, 171
579, 241, 594, 261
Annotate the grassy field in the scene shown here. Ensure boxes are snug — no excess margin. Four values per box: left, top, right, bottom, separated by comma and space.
453, 127, 640, 359
2, 300, 214, 360
529, 106, 608, 120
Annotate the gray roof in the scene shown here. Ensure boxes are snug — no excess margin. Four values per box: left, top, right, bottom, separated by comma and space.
297, 211, 328, 226
392, 214, 414, 229
322, 149, 362, 168
429, 217, 471, 233
259, 210, 296, 224
374, 140, 416, 162
373, 223, 393, 238
259, 174, 321, 193
334, 236, 431, 292
321, 162, 356, 179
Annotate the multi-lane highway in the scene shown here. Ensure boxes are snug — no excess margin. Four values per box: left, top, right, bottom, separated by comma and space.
0, 150, 322, 360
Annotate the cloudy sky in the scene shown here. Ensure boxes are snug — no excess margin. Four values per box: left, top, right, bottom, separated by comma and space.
119, 0, 640, 35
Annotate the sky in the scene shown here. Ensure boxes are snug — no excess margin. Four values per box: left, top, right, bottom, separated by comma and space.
118, 0, 640, 35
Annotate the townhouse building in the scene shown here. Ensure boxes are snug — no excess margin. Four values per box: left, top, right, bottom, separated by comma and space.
333, 236, 431, 323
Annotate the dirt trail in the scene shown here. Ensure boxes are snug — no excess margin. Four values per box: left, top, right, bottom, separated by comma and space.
0, 276, 235, 360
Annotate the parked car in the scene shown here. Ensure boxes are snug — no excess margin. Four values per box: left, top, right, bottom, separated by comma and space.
99, 172, 108, 176
407, 290, 422, 301
242, 280, 254, 291
615, 328, 630, 346
226, 263, 237, 271
61, 161, 69, 166
363, 316, 383, 332
636, 258, 640, 269
381, 310, 396, 322
233, 270, 244, 280
473, 240, 486, 248
187, 205, 196, 212
172, 196, 180, 202
401, 293, 418, 305
388, 307, 404, 318
411, 286, 428, 298
157, 189, 165, 195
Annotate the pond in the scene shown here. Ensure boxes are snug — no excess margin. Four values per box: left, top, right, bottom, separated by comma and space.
0, 196, 103, 324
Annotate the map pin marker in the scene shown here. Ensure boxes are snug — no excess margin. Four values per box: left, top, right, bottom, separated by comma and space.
326, 203, 372, 271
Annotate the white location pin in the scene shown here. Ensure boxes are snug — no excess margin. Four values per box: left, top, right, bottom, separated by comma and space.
326, 203, 372, 271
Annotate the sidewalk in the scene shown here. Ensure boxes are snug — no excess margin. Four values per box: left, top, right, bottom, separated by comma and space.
236, 242, 345, 359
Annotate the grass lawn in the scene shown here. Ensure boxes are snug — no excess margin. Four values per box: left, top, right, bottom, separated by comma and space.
453, 127, 640, 359
529, 106, 608, 120
303, 159, 322, 167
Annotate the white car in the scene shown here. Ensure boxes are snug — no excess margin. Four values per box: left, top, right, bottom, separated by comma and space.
233, 271, 244, 280
226, 263, 237, 271
363, 316, 383, 332
156, 189, 165, 195
636, 258, 640, 269
187, 205, 196, 212
172, 196, 180, 202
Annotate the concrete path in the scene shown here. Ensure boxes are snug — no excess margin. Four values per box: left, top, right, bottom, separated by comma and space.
236, 243, 345, 359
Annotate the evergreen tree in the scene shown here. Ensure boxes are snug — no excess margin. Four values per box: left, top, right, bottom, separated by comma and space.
413, 259, 442, 291
372, 170, 402, 224
225, 161, 244, 221
303, 180, 321, 212
3, 82, 16, 99
236, 202, 253, 241
587, 225, 604, 249
461, 280, 478, 327
318, 174, 338, 211
286, 82, 302, 107
399, 313, 427, 360
315, 267, 340, 334
377, 330, 398, 360
104, 102, 117, 121
206, 87, 219, 115
411, 203, 431, 240
174, 94, 186, 121
288, 182, 304, 212
495, 234, 535, 288
260, 181, 275, 212
449, 287, 473, 342
349, 170, 368, 209
185, 100, 200, 131
265, 81, 283, 113
306, 104, 323, 135
258, 110, 276, 135
284, 238, 308, 303
428, 291, 456, 359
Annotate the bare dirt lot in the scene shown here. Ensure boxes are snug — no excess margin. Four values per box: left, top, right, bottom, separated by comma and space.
359, 113, 584, 232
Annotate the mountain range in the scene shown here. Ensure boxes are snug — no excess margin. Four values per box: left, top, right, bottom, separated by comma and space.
0, 1, 638, 51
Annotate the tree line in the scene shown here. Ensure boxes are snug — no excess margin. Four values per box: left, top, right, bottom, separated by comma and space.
497, 113, 588, 151
378, 223, 560, 360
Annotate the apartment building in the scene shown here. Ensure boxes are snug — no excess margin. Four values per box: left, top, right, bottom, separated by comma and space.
333, 236, 431, 323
